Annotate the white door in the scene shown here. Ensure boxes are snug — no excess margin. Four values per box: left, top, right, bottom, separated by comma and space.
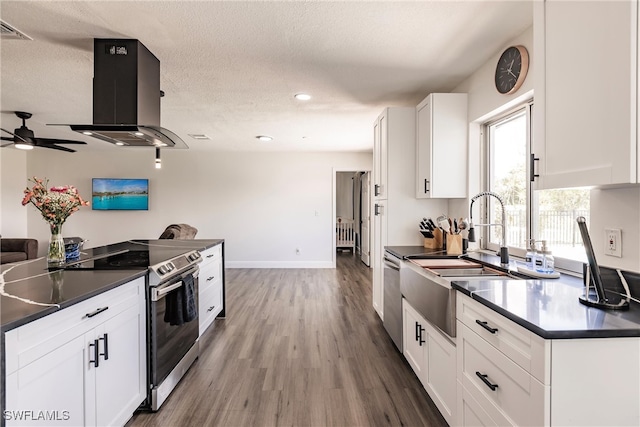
360, 171, 371, 266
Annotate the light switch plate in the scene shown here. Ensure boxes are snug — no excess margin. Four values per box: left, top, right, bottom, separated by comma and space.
604, 228, 622, 257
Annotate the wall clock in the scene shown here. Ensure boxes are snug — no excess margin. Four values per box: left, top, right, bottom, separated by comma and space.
494, 45, 529, 95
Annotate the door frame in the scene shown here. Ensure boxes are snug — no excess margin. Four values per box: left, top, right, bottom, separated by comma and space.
332, 167, 372, 268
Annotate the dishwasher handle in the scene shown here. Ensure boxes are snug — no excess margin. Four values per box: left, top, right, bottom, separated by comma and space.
383, 253, 401, 271
383, 257, 401, 271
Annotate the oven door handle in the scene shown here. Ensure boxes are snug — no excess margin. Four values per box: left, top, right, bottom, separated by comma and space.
151, 281, 184, 302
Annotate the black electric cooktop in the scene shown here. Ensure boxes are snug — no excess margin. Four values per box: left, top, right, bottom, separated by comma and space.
64, 240, 199, 270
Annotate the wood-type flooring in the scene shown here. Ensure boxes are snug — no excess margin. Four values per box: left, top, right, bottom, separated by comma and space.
127, 252, 448, 427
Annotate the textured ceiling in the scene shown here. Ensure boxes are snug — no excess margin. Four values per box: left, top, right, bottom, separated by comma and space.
0, 1, 532, 153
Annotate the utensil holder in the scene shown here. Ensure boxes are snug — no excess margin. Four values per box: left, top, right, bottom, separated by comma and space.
446, 234, 463, 255
424, 228, 443, 249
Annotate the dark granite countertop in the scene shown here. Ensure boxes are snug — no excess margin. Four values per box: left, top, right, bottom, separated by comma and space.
451, 277, 640, 339
384, 246, 454, 259
1, 239, 223, 332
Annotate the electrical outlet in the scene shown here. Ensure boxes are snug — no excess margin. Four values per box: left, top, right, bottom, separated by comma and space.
296, 248, 301, 255
604, 228, 622, 257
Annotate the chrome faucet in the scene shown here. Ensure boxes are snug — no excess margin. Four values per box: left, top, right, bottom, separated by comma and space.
467, 191, 509, 267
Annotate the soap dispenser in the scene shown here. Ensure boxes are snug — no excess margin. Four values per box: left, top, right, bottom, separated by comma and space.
525, 239, 537, 271
537, 240, 555, 274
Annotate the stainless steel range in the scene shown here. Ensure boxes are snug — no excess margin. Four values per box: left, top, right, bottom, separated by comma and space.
65, 242, 203, 411
145, 249, 202, 411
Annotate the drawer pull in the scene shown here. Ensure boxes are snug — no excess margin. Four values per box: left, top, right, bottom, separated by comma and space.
475, 319, 498, 334
86, 306, 109, 318
476, 371, 499, 391
207, 276, 215, 281
207, 305, 216, 312
206, 254, 214, 258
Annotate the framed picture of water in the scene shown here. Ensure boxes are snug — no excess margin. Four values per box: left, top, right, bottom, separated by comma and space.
92, 178, 149, 210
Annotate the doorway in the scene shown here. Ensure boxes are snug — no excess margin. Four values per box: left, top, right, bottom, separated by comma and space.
334, 170, 371, 267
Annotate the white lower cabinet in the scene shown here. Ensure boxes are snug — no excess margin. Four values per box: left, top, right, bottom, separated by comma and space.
4, 277, 146, 427
198, 244, 224, 336
402, 298, 456, 426
456, 293, 640, 427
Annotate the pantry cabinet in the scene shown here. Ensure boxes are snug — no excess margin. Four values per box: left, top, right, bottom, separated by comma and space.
371, 108, 447, 320
198, 243, 225, 336
402, 299, 456, 426
456, 293, 640, 426
4, 277, 146, 427
415, 93, 468, 198
533, 0, 639, 189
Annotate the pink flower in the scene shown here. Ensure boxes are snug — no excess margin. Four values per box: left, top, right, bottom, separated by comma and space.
22, 177, 88, 228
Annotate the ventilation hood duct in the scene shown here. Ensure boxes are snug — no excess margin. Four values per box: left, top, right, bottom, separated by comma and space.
67, 39, 187, 148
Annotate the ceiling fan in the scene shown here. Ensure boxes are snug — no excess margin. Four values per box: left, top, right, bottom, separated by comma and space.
1, 111, 87, 152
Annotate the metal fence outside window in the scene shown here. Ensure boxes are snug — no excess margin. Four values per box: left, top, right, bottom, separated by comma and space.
497, 207, 590, 248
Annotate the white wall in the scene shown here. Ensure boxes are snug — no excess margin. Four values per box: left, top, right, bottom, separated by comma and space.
0, 149, 28, 238
4, 148, 371, 267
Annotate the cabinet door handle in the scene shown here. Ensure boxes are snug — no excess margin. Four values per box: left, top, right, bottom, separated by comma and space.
476, 371, 499, 391
475, 319, 498, 334
530, 153, 540, 182
374, 184, 380, 196
207, 276, 215, 281
85, 306, 109, 318
424, 179, 430, 193
419, 326, 426, 346
374, 204, 380, 216
207, 305, 216, 312
99, 333, 109, 361
89, 339, 100, 368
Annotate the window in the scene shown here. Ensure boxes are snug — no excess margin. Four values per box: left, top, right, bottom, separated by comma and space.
484, 102, 589, 270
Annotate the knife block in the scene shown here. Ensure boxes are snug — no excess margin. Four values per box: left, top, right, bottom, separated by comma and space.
446, 234, 463, 255
424, 229, 443, 249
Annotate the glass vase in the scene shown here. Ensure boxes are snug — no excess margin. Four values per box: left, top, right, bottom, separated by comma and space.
47, 225, 66, 267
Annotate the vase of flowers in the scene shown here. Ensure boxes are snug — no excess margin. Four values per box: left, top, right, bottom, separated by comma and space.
22, 177, 89, 266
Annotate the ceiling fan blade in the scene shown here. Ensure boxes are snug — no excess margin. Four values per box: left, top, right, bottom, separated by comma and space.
1, 136, 14, 141
33, 137, 87, 145
41, 144, 77, 153
1, 142, 15, 147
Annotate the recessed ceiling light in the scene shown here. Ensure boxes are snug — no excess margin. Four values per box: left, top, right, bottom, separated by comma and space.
294, 93, 311, 101
256, 135, 273, 142
188, 134, 210, 140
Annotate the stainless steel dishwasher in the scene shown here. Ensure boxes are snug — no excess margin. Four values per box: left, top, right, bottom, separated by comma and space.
383, 250, 403, 352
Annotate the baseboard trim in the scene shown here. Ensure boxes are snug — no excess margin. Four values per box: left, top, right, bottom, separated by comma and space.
225, 260, 334, 269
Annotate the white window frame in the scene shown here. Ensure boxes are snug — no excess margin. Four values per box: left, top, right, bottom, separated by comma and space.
482, 100, 585, 274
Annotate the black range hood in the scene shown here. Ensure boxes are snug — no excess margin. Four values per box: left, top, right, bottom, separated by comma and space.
67, 39, 187, 148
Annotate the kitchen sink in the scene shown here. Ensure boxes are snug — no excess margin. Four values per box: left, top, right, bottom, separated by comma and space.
401, 261, 524, 338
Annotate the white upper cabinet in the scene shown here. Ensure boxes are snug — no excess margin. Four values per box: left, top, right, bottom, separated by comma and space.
533, 0, 638, 189
416, 93, 468, 198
